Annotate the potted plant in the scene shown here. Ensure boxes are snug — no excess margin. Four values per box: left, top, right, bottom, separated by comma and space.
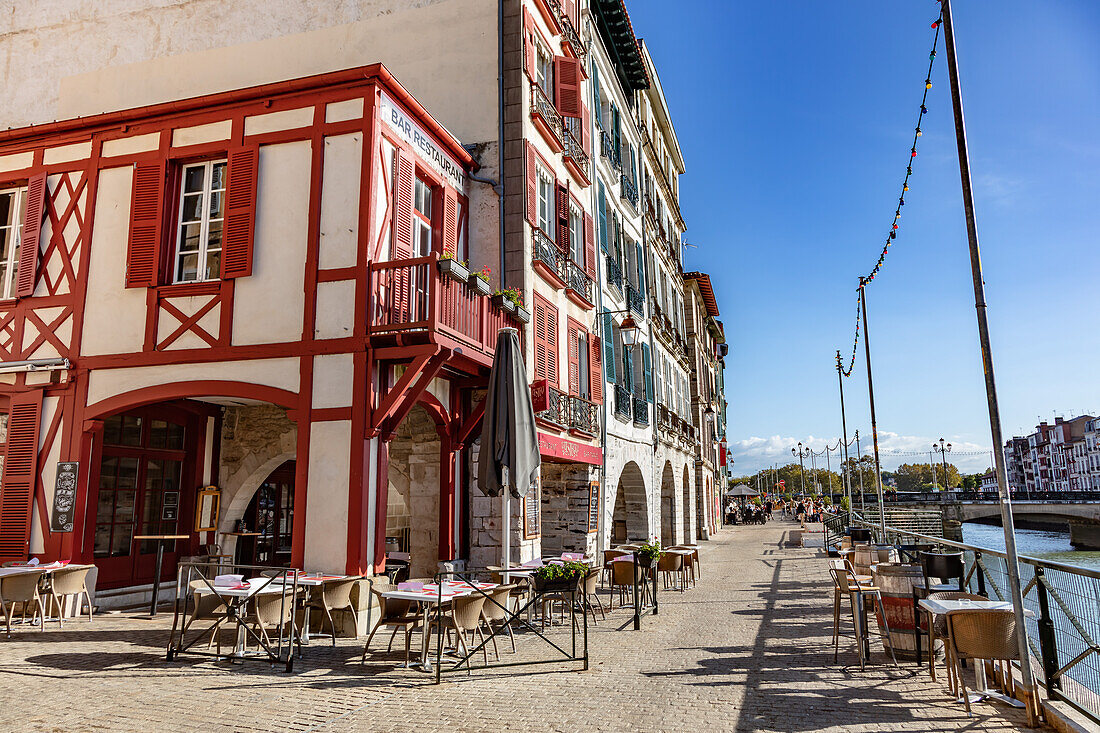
635, 539, 662, 569
491, 287, 522, 314
532, 561, 588, 592
468, 266, 492, 295
437, 254, 469, 282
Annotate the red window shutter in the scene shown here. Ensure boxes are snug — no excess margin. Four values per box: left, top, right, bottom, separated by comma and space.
580, 103, 592, 158
556, 181, 570, 253
562, 0, 576, 27
534, 298, 549, 382
583, 212, 596, 278
523, 9, 536, 82
442, 186, 458, 257
222, 146, 259, 279
554, 56, 582, 118
525, 142, 538, 227
589, 329, 603, 404
126, 161, 166, 288
0, 392, 42, 561
15, 173, 47, 298
567, 320, 580, 396
546, 300, 558, 387
394, 149, 415, 258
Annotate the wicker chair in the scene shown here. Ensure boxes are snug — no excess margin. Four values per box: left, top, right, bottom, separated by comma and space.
0, 570, 47, 635
579, 569, 605, 625
361, 583, 421, 666
479, 584, 517, 658
945, 608, 1037, 726
924, 591, 987, 689
609, 560, 646, 609
306, 578, 360, 646
657, 553, 686, 593
428, 594, 488, 673
181, 580, 227, 652
246, 588, 297, 651
828, 565, 897, 671
46, 565, 94, 626
601, 550, 627, 589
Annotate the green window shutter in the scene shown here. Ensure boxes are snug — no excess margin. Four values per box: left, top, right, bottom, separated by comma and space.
598, 182, 608, 253
643, 343, 653, 402
623, 345, 634, 391
592, 64, 603, 128
602, 314, 616, 384
635, 241, 647, 298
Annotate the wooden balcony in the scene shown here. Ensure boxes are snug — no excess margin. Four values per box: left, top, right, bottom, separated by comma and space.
369, 254, 522, 367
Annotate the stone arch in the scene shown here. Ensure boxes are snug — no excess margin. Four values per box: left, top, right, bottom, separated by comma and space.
682, 465, 693, 544
660, 461, 676, 546
612, 461, 649, 543
387, 403, 443, 579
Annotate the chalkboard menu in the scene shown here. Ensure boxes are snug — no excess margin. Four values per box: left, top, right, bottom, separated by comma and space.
523, 480, 540, 538
587, 481, 600, 533
50, 462, 78, 533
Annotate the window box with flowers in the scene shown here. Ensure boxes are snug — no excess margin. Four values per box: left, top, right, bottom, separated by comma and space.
438, 255, 470, 283
532, 561, 588, 593
492, 287, 523, 316
467, 266, 492, 296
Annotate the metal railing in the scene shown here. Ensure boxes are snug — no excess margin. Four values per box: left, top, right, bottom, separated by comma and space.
605, 254, 623, 291
567, 395, 599, 434
601, 130, 621, 171
562, 119, 590, 176
565, 259, 593, 304
884, 489, 1100, 504
536, 384, 567, 426
531, 82, 563, 148
558, 11, 586, 60
840, 511, 1100, 723
613, 383, 631, 420
532, 224, 566, 283
632, 395, 649, 426
620, 173, 638, 208
626, 283, 645, 316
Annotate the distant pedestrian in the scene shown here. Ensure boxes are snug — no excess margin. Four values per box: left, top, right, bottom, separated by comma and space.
796, 500, 806, 529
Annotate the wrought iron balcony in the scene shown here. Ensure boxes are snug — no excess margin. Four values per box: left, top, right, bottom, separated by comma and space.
626, 283, 645, 316
536, 384, 567, 426
619, 173, 638, 208
530, 82, 564, 149
558, 12, 586, 60
614, 383, 632, 420
562, 120, 590, 178
632, 395, 649, 426
565, 259, 593, 304
567, 395, 599, 434
604, 253, 623, 292
600, 130, 621, 172
532, 223, 566, 285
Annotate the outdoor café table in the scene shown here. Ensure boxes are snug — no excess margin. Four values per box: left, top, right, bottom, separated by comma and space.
379, 580, 497, 671
0, 562, 67, 625
133, 534, 189, 617
268, 572, 357, 645
192, 577, 294, 662
917, 597, 1034, 707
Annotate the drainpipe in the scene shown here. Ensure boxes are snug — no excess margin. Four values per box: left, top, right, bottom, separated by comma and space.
496, 0, 506, 284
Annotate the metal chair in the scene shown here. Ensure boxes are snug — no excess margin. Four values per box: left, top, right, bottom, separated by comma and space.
828, 565, 898, 671
919, 551, 965, 593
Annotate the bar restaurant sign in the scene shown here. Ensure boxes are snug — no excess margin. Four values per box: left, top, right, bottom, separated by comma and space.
50, 462, 79, 533
379, 91, 466, 189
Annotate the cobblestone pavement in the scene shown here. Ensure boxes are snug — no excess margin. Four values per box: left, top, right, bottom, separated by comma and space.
0, 521, 1033, 732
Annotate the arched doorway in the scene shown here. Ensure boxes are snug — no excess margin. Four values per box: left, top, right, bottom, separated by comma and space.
682, 466, 692, 544
660, 462, 675, 546
612, 461, 648, 544
235, 460, 296, 567
386, 404, 443, 579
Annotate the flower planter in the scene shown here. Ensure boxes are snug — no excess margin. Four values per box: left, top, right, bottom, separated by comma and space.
513, 306, 531, 324
533, 575, 581, 593
491, 294, 517, 312
438, 258, 469, 282
468, 275, 491, 296
635, 554, 658, 569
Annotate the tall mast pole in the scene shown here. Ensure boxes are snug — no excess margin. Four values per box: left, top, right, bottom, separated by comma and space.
855, 429, 865, 512
859, 280, 886, 536
836, 351, 852, 510
940, 0, 1034, 707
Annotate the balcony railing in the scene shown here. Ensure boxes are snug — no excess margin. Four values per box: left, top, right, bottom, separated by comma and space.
626, 283, 645, 316
632, 395, 649, 426
565, 259, 593, 304
531, 82, 564, 149
567, 395, 599, 434
605, 254, 623, 292
614, 383, 632, 420
536, 384, 567, 426
532, 224, 566, 285
559, 12, 586, 60
600, 130, 621, 171
620, 173, 638, 208
369, 253, 521, 359
562, 121, 590, 178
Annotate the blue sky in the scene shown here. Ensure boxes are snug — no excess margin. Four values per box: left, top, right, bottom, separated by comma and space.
629, 0, 1100, 474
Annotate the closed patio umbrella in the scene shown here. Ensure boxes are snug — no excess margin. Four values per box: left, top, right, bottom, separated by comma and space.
478, 327, 541, 571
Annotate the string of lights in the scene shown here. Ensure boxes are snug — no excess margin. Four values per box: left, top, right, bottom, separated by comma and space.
840, 7, 943, 378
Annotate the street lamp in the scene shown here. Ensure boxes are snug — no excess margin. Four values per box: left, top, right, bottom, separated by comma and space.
933, 438, 952, 491
792, 443, 807, 497
618, 315, 639, 348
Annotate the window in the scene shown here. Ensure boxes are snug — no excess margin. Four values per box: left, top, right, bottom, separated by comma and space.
537, 168, 555, 235
174, 160, 226, 283
578, 331, 590, 400
568, 204, 583, 264
0, 187, 26, 299
536, 45, 554, 99
413, 177, 433, 256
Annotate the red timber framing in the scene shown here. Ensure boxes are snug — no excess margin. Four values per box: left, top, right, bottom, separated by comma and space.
0, 64, 520, 581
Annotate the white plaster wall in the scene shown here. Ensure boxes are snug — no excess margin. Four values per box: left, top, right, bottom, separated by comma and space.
232, 141, 310, 346
318, 132, 363, 270
85, 357, 299, 408
304, 419, 351, 572
82, 165, 147, 356
28, 396, 63, 555
314, 280, 356, 339
312, 353, 354, 409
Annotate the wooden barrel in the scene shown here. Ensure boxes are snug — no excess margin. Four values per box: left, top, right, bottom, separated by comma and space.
853, 544, 896, 577
872, 562, 923, 661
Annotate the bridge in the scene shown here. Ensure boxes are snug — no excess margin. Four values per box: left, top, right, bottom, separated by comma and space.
848, 490, 1100, 549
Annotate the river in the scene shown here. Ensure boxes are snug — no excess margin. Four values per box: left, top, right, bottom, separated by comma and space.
962, 521, 1100, 572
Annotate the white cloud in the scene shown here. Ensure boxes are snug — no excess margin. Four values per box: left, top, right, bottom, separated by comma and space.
729, 431, 994, 475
